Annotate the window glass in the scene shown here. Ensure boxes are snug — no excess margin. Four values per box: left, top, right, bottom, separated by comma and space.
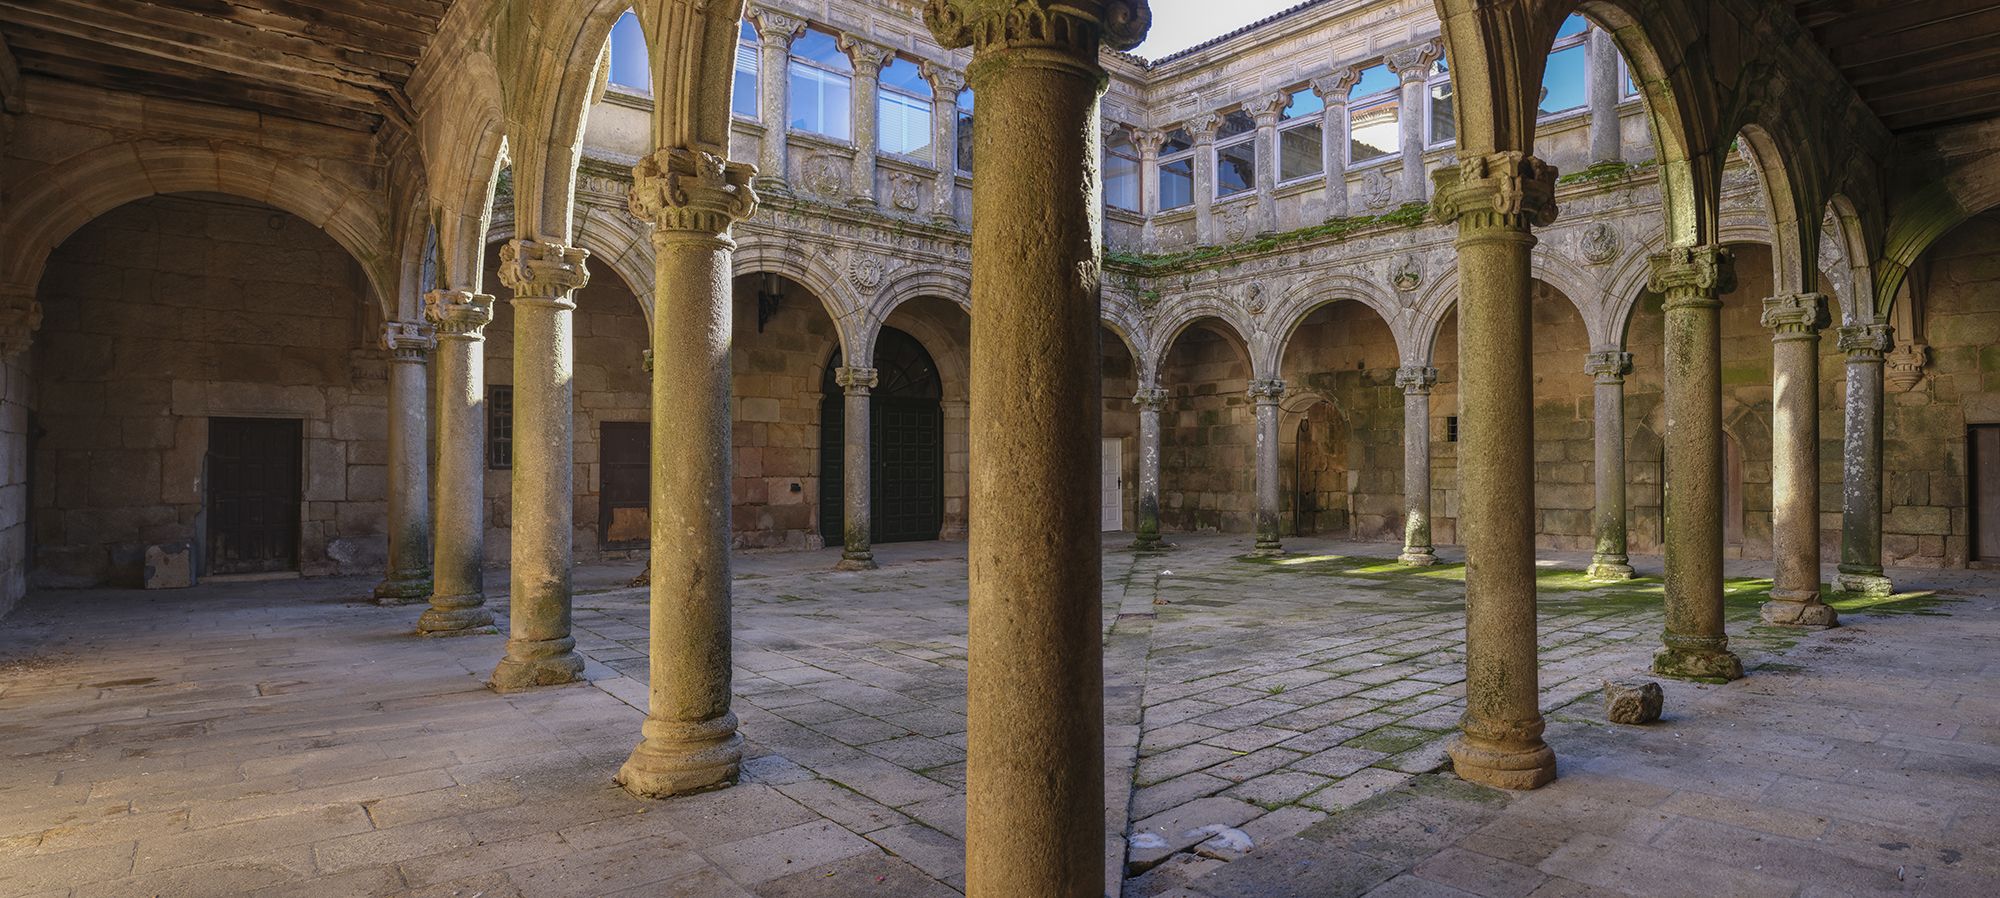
880, 57, 928, 95
1349, 96, 1399, 164
1216, 140, 1255, 197
1105, 132, 1141, 212
1540, 43, 1587, 116
609, 10, 649, 91
789, 28, 851, 139
1349, 64, 1397, 101
1429, 77, 1455, 145
1282, 88, 1324, 120
1279, 123, 1323, 182
878, 57, 932, 159
791, 28, 849, 71
732, 20, 759, 118
1555, 13, 1589, 39
1216, 110, 1256, 140
1162, 128, 1193, 155
1159, 157, 1194, 210
955, 88, 974, 173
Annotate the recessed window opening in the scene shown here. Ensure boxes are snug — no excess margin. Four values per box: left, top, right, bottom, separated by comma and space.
732, 20, 759, 118
878, 57, 933, 160
1278, 88, 1325, 184
789, 27, 852, 140
954, 88, 975, 174
1427, 57, 1455, 147
1540, 14, 1590, 119
1105, 127, 1143, 212
1214, 110, 1257, 199
1348, 64, 1400, 166
608, 10, 649, 92
1158, 127, 1196, 211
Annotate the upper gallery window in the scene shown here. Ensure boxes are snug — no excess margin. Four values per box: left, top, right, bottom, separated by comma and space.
1540, 14, 1589, 118
878, 57, 934, 160
1348, 63, 1399, 165
1214, 110, 1257, 198
1427, 57, 1455, 147
789, 28, 852, 140
1278, 88, 1324, 184
609, 10, 649, 92
733, 19, 759, 118
1158, 128, 1196, 211
1105, 128, 1142, 212
955, 88, 974, 174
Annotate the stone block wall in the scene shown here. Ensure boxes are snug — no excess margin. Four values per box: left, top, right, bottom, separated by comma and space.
1160, 326, 1254, 533
727, 277, 840, 550
0, 351, 29, 616
1278, 301, 1405, 541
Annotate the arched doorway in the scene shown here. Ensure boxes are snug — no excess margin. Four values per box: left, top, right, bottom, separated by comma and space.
820, 327, 944, 544
1292, 404, 1350, 536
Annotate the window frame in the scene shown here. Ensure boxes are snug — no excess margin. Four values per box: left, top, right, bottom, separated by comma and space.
875, 56, 935, 162
954, 87, 974, 175
1537, 16, 1592, 123
1212, 110, 1258, 200
1425, 58, 1455, 149
488, 384, 514, 470
1275, 88, 1325, 187
1157, 128, 1197, 212
1103, 126, 1143, 213
1346, 64, 1401, 169
732, 19, 760, 120
607, 10, 651, 94
787, 27, 853, 141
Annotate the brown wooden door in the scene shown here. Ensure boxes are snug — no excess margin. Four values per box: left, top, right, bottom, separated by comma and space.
600, 421, 650, 549
1972, 426, 2000, 561
206, 417, 302, 574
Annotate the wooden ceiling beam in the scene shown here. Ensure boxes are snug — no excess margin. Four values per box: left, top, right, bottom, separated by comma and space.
11, 44, 380, 130
0, 0, 410, 86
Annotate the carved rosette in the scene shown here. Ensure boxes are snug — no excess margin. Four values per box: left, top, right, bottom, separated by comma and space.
0, 300, 43, 358
1837, 323, 1893, 362
1579, 222, 1619, 264
1647, 245, 1734, 311
1247, 379, 1286, 404
629, 148, 759, 241
1886, 341, 1929, 392
1760, 293, 1826, 340
1430, 152, 1559, 233
1395, 365, 1438, 395
498, 239, 590, 300
924, 0, 1152, 54
424, 291, 496, 338
835, 366, 879, 395
382, 321, 438, 362
1584, 350, 1633, 385
1133, 386, 1168, 411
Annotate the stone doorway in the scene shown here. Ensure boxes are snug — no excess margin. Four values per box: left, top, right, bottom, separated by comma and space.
204, 417, 302, 575
1971, 425, 2000, 561
1292, 403, 1349, 537
599, 421, 649, 550
819, 327, 944, 545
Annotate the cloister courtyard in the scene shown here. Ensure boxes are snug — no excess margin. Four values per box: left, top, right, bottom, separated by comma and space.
2, 536, 1994, 897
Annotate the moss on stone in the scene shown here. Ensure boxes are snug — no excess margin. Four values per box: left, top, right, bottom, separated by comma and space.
1104, 204, 1430, 276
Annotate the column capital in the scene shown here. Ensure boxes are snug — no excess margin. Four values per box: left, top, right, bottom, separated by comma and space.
1838, 322, 1894, 360
1133, 386, 1168, 410
1386, 41, 1441, 82
1247, 92, 1287, 127
1648, 245, 1734, 310
1431, 152, 1558, 232
1395, 365, 1438, 394
748, 6, 804, 47
1311, 68, 1359, 103
1189, 111, 1222, 142
0, 300, 43, 359
921, 61, 966, 95
423, 290, 495, 338
924, 0, 1151, 55
630, 147, 760, 237
498, 239, 590, 298
1584, 350, 1633, 383
1760, 292, 1828, 338
836, 365, 879, 393
382, 321, 437, 361
838, 33, 895, 76
1248, 379, 1285, 403
1130, 128, 1166, 157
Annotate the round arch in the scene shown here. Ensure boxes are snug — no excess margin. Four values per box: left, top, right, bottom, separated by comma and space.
1259, 274, 1406, 376
1146, 298, 1255, 383
732, 242, 859, 358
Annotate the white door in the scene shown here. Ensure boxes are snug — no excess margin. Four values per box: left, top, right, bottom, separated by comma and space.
1101, 437, 1125, 532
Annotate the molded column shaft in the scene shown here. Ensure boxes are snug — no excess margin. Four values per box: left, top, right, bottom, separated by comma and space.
751, 9, 802, 193
1134, 386, 1166, 548
377, 321, 435, 604
1585, 350, 1633, 580
924, 65, 966, 224
1312, 70, 1356, 219
1251, 379, 1285, 555
1397, 365, 1437, 565
1586, 27, 1622, 165
418, 292, 497, 637
1763, 294, 1837, 626
837, 367, 878, 570
1387, 43, 1437, 205
841, 35, 891, 208
1837, 323, 1894, 595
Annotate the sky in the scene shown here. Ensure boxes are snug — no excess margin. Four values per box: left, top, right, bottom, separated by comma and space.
1130, 0, 1306, 59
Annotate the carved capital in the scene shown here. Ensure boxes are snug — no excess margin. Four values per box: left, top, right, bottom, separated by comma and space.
1886, 341, 1929, 391
1247, 92, 1287, 125
1133, 386, 1168, 411
1386, 42, 1441, 82
498, 239, 589, 298
1584, 350, 1633, 383
629, 147, 760, 237
838, 34, 894, 76
921, 61, 966, 95
1648, 246, 1734, 310
382, 321, 437, 361
925, 0, 1152, 55
749, 7, 805, 47
1248, 379, 1286, 403
1395, 365, 1438, 394
1430, 152, 1558, 232
1311, 68, 1360, 103
1189, 111, 1223, 140
1760, 293, 1827, 338
424, 290, 495, 338
1838, 323, 1894, 361
836, 366, 879, 393
1130, 128, 1166, 156
0, 300, 43, 358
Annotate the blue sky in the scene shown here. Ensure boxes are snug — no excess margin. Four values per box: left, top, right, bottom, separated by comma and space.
1131, 0, 1305, 59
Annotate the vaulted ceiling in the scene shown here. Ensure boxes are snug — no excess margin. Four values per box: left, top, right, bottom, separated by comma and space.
1790, 0, 2000, 135
0, 0, 447, 133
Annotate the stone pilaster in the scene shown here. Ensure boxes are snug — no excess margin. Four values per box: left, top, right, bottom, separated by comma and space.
924, 0, 1149, 891
1586, 26, 1621, 165
1249, 378, 1286, 556
375, 321, 436, 604
1584, 350, 1634, 581
1431, 151, 1559, 790
1248, 92, 1285, 235
418, 291, 497, 637
840, 34, 894, 209
1762, 293, 1838, 627
1395, 365, 1438, 565
0, 300, 41, 359
1134, 386, 1168, 549
1837, 322, 1894, 596
1650, 245, 1744, 681
1132, 129, 1166, 248
750, 7, 803, 194
835, 366, 879, 570
1312, 70, 1357, 218
923, 64, 966, 224
489, 238, 589, 692
616, 147, 760, 799
1190, 111, 1221, 243
1387, 42, 1439, 205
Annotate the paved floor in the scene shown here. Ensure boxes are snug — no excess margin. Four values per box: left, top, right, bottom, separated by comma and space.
0, 534, 1994, 897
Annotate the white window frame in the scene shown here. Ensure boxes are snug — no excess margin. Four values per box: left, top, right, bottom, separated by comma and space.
732, 19, 760, 120
1617, 55, 1643, 104
1276, 88, 1324, 187
1537, 17, 1591, 123
1158, 129, 1197, 212
1212, 110, 1257, 200
877, 57, 934, 162
954, 88, 974, 175
1347, 67, 1400, 169
1104, 127, 1143, 213
788, 27, 852, 141
1426, 60, 1455, 149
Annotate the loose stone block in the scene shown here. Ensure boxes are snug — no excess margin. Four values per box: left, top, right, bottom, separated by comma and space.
143, 542, 193, 589
1602, 679, 1663, 725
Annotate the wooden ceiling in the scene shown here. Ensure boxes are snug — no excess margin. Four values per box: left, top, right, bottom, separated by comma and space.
0, 0, 448, 133
1791, 0, 2000, 135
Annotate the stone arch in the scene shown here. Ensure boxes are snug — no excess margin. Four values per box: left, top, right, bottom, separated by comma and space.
1409, 270, 1457, 366
733, 242, 858, 360
493, 0, 629, 243
1823, 193, 1875, 325
415, 48, 509, 296
860, 266, 972, 363
1531, 249, 1612, 349
1147, 299, 1255, 383
1736, 123, 1819, 296
1259, 274, 1407, 376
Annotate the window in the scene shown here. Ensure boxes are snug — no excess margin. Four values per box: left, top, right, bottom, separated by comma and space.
955, 88, 974, 174
1348, 64, 1400, 165
489, 385, 514, 469
878, 57, 933, 160
1619, 55, 1640, 101
1278, 88, 1324, 183
733, 19, 759, 118
1428, 57, 1455, 146
1540, 14, 1589, 118
788, 27, 851, 140
1445, 416, 1458, 443
1105, 128, 1141, 212
1214, 110, 1256, 198
1157, 128, 1195, 211
608, 10, 649, 92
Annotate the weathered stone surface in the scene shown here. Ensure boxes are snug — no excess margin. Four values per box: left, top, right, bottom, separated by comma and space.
1601, 679, 1663, 725
143, 541, 193, 589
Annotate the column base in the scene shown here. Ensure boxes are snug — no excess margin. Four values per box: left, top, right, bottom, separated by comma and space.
416, 596, 496, 637
1447, 728, 1556, 791
489, 637, 586, 692
1835, 569, 1894, 596
1761, 586, 1838, 628
835, 551, 878, 572
751, 175, 791, 197
1652, 643, 1744, 682
1586, 556, 1634, 581
1252, 538, 1284, 557
373, 571, 433, 605
846, 195, 878, 210
616, 714, 744, 799
1398, 548, 1438, 567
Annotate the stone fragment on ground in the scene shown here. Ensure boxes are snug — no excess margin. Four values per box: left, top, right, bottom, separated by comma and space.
1602, 678, 1664, 725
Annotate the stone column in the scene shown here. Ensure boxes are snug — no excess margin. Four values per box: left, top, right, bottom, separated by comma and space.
1387, 43, 1439, 205
489, 239, 589, 692
1250, 378, 1285, 555
925, 2, 1147, 891
1132, 129, 1165, 248
616, 148, 759, 798
923, 64, 966, 225
1431, 152, 1559, 790
418, 292, 498, 637
1313, 71, 1356, 218
1836, 323, 1894, 595
1191, 112, 1220, 243
1584, 350, 1635, 581
750, 8, 802, 195
836, 366, 879, 570
1586, 26, 1622, 166
1249, 93, 1284, 235
1396, 365, 1437, 565
1763, 294, 1838, 626
376, 322, 437, 603
1134, 385, 1167, 549
840, 35, 893, 209
1650, 246, 1744, 681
